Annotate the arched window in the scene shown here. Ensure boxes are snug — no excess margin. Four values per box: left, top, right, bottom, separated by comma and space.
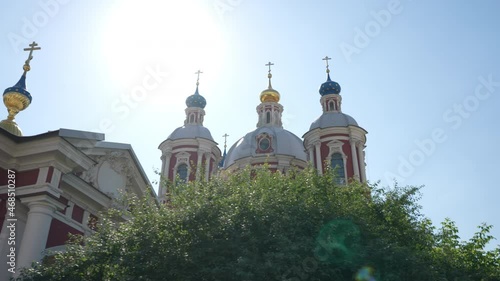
189, 114, 195, 124
329, 101, 334, 111
177, 164, 188, 182
266, 111, 271, 124
331, 153, 345, 184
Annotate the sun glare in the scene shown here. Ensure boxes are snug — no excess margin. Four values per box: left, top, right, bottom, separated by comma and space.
101, 0, 225, 105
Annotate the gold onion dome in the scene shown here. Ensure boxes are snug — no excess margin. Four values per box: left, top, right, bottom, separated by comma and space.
0, 42, 40, 136
260, 62, 280, 103
0, 74, 32, 136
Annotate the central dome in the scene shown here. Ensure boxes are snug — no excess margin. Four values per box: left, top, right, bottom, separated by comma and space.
223, 126, 307, 168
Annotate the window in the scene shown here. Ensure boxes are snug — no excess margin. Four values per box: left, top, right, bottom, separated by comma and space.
329, 101, 334, 111
255, 133, 274, 153
177, 164, 188, 182
266, 111, 271, 124
259, 137, 270, 151
331, 153, 345, 184
189, 114, 195, 123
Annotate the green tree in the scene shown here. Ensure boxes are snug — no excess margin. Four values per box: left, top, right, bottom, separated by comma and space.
18, 166, 500, 281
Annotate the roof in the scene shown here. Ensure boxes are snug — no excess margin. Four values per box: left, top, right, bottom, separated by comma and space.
309, 112, 358, 130
223, 126, 307, 168
167, 124, 214, 141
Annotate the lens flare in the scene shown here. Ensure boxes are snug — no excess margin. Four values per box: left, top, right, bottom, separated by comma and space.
355, 266, 376, 281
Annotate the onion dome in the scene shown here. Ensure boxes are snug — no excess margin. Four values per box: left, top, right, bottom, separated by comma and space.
319, 55, 341, 96
4, 74, 32, 103
185, 85, 206, 108
319, 73, 341, 96
259, 61, 280, 103
0, 41, 40, 136
259, 74, 280, 103
0, 75, 32, 136
185, 69, 207, 108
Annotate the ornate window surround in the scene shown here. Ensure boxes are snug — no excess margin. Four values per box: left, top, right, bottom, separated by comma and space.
173, 151, 191, 182
325, 140, 348, 184
255, 132, 274, 154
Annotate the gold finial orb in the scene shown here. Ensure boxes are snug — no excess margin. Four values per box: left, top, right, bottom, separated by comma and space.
0, 119, 23, 136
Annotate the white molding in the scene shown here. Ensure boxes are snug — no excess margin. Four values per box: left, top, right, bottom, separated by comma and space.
326, 140, 348, 184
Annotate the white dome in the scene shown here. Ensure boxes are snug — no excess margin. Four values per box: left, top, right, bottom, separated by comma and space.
223, 127, 307, 168
309, 112, 358, 130
167, 124, 214, 141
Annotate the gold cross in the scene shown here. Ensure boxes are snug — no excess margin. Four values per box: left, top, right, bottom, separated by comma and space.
222, 133, 229, 149
23, 41, 41, 74
265, 61, 274, 74
194, 70, 203, 85
322, 56, 331, 73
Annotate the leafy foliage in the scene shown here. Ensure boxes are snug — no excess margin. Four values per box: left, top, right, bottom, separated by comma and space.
18, 166, 500, 281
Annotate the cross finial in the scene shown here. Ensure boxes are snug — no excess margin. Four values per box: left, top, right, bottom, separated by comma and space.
265, 61, 274, 74
322, 56, 331, 73
265, 61, 275, 88
222, 133, 229, 149
195, 70, 203, 86
22, 41, 41, 75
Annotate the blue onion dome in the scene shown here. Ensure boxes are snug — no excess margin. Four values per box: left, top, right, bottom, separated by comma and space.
185, 85, 206, 108
319, 73, 341, 96
4, 74, 32, 104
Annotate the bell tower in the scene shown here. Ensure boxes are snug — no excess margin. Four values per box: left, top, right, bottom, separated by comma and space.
158, 70, 221, 203
303, 56, 367, 183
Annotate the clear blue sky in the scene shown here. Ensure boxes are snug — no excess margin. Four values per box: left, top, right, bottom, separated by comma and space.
2, 0, 499, 248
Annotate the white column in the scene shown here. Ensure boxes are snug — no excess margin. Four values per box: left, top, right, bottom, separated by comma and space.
350, 139, 360, 181
65, 201, 74, 219
204, 152, 211, 181
161, 153, 172, 196
357, 142, 367, 183
314, 142, 322, 175
17, 197, 62, 270
196, 150, 203, 181
308, 146, 314, 164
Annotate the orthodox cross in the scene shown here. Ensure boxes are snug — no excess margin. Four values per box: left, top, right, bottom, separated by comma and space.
322, 56, 331, 73
265, 61, 274, 74
195, 70, 203, 85
222, 133, 229, 149
23, 41, 41, 74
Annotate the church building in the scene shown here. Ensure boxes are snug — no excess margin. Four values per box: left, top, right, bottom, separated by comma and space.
158, 57, 367, 187
0, 42, 367, 280
0, 43, 154, 280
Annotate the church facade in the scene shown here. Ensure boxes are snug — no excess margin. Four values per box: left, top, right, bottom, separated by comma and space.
158, 57, 368, 197
0, 42, 367, 279
0, 43, 155, 280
